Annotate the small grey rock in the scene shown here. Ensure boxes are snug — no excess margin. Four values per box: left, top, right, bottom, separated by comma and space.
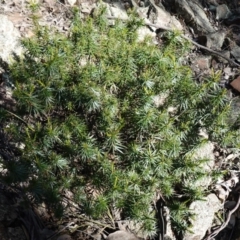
228, 94, 240, 125
184, 194, 221, 240
66, 0, 76, 6
175, 0, 214, 33
106, 230, 138, 240
216, 4, 232, 20
216, 50, 231, 64
231, 45, 240, 62
206, 31, 226, 50
0, 15, 22, 63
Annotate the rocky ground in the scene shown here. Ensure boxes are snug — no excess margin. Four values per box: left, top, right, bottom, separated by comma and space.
1, 0, 240, 239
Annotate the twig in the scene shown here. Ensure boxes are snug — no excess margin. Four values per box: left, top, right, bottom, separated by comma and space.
204, 193, 240, 240
3, 109, 34, 131
181, 34, 240, 67
106, 16, 240, 67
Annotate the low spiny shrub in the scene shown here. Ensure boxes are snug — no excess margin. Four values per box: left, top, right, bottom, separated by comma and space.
0, 4, 239, 237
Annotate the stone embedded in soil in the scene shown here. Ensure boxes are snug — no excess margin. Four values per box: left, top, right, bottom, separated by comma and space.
146, 0, 183, 30
184, 194, 222, 240
206, 31, 226, 50
174, 0, 215, 33
0, 14, 22, 63
66, 0, 77, 6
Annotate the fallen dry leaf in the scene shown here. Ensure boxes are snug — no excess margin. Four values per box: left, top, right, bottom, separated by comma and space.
230, 76, 240, 92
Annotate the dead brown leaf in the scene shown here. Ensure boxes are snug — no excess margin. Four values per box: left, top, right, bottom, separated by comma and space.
230, 76, 240, 92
